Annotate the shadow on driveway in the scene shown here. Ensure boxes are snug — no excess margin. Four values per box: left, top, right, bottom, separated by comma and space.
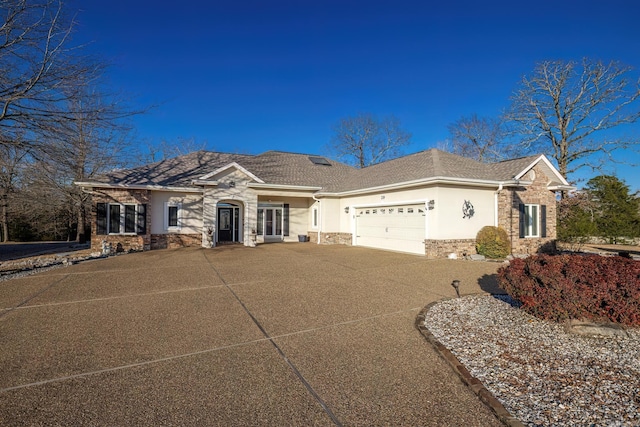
0, 242, 89, 262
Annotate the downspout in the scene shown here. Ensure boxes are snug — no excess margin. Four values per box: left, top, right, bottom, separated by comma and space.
494, 183, 503, 227
312, 195, 321, 244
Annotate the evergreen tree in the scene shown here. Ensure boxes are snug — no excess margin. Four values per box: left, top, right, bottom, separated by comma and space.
557, 191, 597, 251
585, 175, 640, 244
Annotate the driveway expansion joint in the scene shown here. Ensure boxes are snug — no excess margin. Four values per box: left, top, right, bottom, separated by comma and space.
203, 251, 344, 427
416, 299, 525, 427
0, 274, 69, 319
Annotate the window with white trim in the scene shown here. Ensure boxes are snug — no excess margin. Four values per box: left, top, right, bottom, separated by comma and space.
164, 202, 182, 231
312, 206, 319, 229
96, 203, 146, 235
523, 204, 539, 237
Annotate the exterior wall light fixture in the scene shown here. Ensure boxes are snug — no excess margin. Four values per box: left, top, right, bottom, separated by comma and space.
428, 200, 435, 210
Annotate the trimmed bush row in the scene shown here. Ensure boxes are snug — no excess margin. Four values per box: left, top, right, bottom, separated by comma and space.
498, 254, 640, 326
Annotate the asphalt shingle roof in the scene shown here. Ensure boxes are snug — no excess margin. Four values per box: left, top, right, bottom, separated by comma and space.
94, 149, 547, 193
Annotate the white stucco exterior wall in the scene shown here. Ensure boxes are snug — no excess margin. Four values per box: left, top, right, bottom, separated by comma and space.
150, 191, 203, 235
430, 186, 496, 239
319, 198, 341, 232
201, 169, 258, 247
332, 184, 497, 240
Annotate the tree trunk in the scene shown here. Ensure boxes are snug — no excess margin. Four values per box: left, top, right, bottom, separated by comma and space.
77, 204, 86, 243
1, 193, 9, 242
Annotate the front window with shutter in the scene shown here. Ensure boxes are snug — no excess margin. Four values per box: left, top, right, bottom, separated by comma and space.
96, 203, 147, 235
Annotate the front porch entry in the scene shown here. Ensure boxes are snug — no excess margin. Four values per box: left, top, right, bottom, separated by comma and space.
217, 202, 242, 244
257, 203, 288, 242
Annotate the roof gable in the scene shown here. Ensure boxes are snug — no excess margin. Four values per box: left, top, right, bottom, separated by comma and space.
199, 162, 264, 183
512, 155, 570, 186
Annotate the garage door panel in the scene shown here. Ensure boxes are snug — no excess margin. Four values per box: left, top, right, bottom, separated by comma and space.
355, 204, 425, 255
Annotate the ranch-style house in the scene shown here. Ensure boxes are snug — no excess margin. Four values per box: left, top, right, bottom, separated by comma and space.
75, 148, 573, 258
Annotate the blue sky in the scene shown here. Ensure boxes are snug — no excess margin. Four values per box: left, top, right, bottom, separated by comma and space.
70, 0, 639, 192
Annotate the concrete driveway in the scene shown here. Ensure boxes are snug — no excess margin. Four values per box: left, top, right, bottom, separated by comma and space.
0, 244, 503, 426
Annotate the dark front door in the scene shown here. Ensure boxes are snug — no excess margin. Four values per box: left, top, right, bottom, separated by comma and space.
218, 208, 233, 242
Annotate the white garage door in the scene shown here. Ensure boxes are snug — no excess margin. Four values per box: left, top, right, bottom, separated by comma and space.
355, 204, 426, 255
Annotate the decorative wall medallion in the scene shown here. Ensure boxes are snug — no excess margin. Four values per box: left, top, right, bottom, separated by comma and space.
462, 200, 475, 219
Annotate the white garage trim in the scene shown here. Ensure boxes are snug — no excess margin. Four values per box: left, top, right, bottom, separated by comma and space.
352, 201, 427, 255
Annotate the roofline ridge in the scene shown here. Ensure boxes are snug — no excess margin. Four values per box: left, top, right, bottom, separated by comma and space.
259, 149, 331, 157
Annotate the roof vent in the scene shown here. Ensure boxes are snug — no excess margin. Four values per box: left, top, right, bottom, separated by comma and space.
308, 156, 331, 166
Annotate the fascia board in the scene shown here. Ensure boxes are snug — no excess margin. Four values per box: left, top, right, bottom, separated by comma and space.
74, 181, 202, 193
549, 184, 577, 191
314, 177, 506, 197
248, 183, 323, 191
191, 179, 220, 186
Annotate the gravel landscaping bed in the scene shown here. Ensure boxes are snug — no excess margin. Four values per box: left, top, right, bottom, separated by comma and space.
424, 295, 640, 426
0, 250, 102, 282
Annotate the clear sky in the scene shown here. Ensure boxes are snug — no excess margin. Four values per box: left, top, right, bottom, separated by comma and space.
70, 0, 639, 192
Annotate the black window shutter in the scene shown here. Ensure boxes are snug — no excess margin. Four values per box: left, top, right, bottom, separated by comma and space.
96, 203, 107, 235
540, 205, 547, 238
518, 203, 525, 238
257, 209, 263, 235
137, 204, 147, 235
283, 204, 290, 236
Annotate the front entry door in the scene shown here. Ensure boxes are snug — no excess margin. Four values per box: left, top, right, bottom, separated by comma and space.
217, 206, 240, 243
218, 208, 232, 242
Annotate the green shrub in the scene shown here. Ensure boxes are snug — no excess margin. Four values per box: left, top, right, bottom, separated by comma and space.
476, 226, 510, 258
498, 254, 640, 326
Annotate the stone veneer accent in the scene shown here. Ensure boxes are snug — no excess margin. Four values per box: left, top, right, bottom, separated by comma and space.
308, 232, 353, 245
424, 239, 477, 259
90, 188, 151, 253
497, 164, 558, 256
151, 233, 202, 250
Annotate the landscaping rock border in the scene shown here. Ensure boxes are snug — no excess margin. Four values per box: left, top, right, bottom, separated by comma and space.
421, 294, 640, 426
416, 301, 525, 427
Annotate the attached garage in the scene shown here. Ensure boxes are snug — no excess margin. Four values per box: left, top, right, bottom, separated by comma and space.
354, 204, 426, 255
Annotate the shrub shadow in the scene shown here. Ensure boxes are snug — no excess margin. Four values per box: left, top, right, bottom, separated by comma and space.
478, 273, 505, 295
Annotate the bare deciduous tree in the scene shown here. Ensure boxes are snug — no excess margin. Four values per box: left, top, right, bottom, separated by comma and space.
37, 84, 138, 242
506, 58, 640, 181
0, 0, 94, 149
0, 142, 29, 241
445, 114, 508, 162
0, 1, 147, 242
327, 113, 411, 168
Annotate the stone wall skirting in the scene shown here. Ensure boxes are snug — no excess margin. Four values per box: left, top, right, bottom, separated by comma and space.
151, 234, 202, 250
425, 239, 476, 259
308, 232, 353, 245
91, 189, 152, 252
91, 235, 150, 253
512, 237, 556, 256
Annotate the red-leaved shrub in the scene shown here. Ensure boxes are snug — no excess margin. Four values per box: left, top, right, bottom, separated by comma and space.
497, 254, 640, 326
